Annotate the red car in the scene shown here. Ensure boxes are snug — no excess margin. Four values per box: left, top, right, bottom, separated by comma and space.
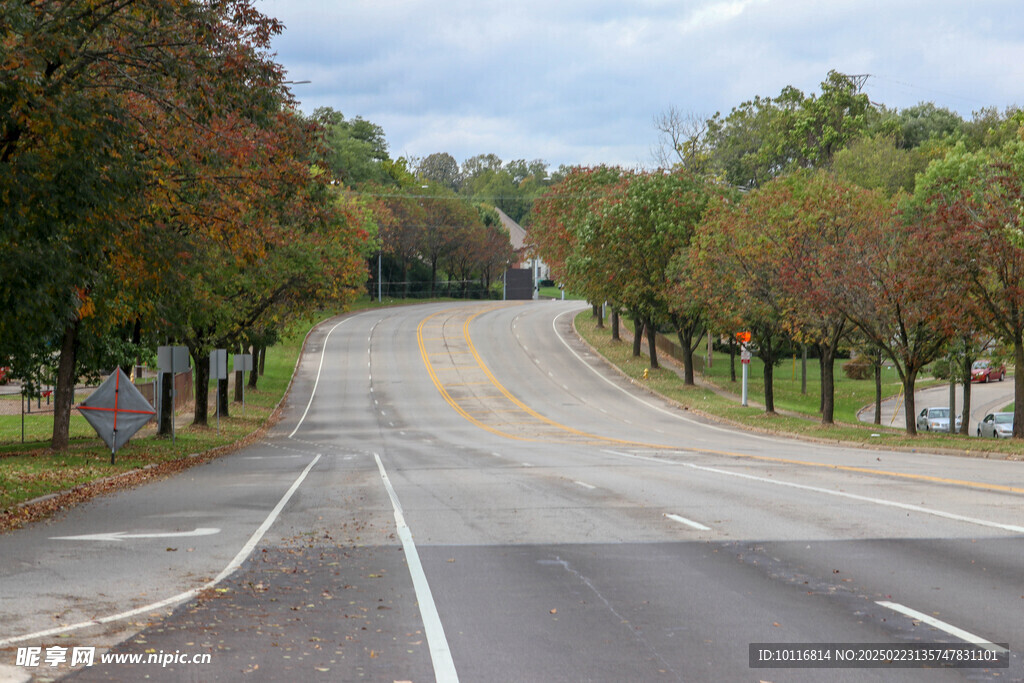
0, 366, 8, 384
971, 359, 1005, 383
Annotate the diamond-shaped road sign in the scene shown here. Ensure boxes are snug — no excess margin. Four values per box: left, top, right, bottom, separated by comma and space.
77, 367, 156, 462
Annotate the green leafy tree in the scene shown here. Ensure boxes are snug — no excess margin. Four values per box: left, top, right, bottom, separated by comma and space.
312, 107, 392, 186
417, 152, 461, 191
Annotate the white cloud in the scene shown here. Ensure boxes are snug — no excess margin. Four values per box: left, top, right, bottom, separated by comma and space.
259, 0, 1024, 169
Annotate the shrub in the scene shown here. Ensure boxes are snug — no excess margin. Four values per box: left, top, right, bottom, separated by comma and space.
929, 358, 951, 380
842, 355, 874, 380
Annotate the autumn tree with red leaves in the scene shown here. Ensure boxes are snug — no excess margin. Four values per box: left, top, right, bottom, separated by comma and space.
0, 1, 371, 446
925, 137, 1024, 437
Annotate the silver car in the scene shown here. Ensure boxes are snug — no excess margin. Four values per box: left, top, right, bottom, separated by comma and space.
915, 406, 962, 432
977, 412, 1014, 438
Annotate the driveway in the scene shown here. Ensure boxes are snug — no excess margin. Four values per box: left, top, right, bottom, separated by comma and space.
858, 377, 1014, 434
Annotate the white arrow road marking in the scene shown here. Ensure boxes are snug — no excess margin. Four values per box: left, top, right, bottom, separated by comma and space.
0, 454, 321, 647
51, 528, 221, 542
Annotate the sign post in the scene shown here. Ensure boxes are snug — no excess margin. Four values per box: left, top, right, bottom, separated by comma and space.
233, 353, 253, 415
736, 332, 752, 408
157, 345, 189, 443
210, 349, 228, 435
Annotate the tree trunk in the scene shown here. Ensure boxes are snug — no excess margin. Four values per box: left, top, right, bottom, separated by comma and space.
1014, 336, 1024, 438
761, 335, 775, 413
960, 354, 971, 435
51, 319, 80, 451
818, 356, 825, 414
819, 344, 836, 425
902, 368, 919, 436
132, 318, 143, 381
873, 355, 882, 425
674, 320, 703, 386
729, 338, 736, 382
248, 347, 260, 389
632, 318, 644, 357
158, 372, 173, 435
259, 345, 266, 376
192, 350, 210, 427
646, 319, 659, 369
801, 345, 807, 395
611, 310, 620, 341
677, 329, 695, 385
763, 357, 775, 414
218, 376, 230, 418
592, 303, 604, 328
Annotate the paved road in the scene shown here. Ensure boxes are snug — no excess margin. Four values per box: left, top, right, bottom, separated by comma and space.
1, 301, 1022, 681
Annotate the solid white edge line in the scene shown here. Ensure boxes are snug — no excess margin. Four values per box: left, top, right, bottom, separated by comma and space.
551, 309, 795, 445
374, 453, 459, 683
288, 318, 351, 438
876, 601, 1008, 653
574, 481, 597, 490
664, 513, 711, 531
604, 450, 1024, 535
0, 453, 322, 648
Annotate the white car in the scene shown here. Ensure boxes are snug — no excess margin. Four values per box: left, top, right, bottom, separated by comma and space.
977, 412, 1014, 438
915, 406, 962, 432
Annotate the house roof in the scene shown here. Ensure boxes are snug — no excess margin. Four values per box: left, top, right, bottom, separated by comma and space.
494, 207, 528, 252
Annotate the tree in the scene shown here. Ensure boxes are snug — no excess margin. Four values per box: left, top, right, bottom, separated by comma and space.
652, 106, 713, 174
896, 103, 964, 149
930, 138, 1024, 437
705, 71, 873, 189
416, 185, 480, 295
586, 169, 709, 373
417, 152, 461, 191
838, 203, 968, 435
832, 134, 926, 196
691, 193, 792, 413
0, 0, 297, 449
767, 171, 887, 424
528, 166, 623, 288
312, 107, 392, 187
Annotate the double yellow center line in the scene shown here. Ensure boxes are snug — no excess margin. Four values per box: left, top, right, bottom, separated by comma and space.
416, 305, 1024, 497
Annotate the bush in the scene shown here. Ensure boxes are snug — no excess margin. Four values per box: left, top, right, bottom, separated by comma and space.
928, 358, 951, 380
842, 355, 874, 380
539, 279, 555, 288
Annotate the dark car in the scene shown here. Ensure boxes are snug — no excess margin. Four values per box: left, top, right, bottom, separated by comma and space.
971, 359, 1005, 383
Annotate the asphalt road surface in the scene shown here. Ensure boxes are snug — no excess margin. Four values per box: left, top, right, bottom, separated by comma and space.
1, 301, 1022, 682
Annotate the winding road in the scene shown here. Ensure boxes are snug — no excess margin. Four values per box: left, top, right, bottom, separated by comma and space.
1, 301, 1022, 681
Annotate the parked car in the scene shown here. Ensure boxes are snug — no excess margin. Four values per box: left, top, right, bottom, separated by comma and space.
971, 359, 1006, 383
977, 412, 1014, 438
0, 366, 8, 384
916, 406, 962, 432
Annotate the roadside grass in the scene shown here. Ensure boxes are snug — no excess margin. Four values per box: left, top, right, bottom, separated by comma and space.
574, 312, 1024, 458
538, 285, 583, 300
0, 319, 307, 515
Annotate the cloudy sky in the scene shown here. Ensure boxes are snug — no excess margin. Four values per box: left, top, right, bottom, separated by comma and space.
257, 0, 1024, 171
